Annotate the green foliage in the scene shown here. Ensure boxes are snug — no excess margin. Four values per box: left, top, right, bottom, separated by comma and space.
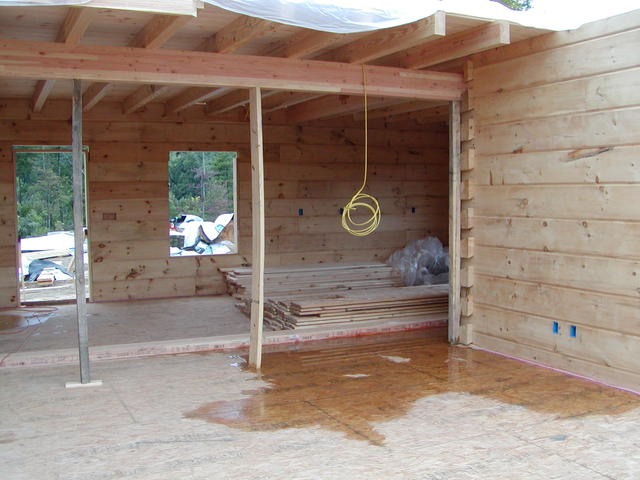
168, 151, 236, 222
16, 151, 76, 238
491, 0, 532, 10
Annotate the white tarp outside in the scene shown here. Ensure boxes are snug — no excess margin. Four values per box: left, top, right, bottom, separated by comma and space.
0, 0, 637, 33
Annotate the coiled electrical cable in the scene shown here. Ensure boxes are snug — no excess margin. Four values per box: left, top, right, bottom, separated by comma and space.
341, 66, 381, 237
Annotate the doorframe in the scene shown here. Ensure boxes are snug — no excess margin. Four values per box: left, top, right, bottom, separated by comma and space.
12, 146, 91, 305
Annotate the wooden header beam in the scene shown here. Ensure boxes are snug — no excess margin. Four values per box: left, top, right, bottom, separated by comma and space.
0, 38, 465, 100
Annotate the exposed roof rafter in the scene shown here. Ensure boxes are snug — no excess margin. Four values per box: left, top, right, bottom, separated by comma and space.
380, 21, 510, 69
84, 14, 193, 113
163, 16, 282, 115
31, 7, 97, 112
286, 95, 409, 123
164, 87, 233, 115
320, 11, 446, 64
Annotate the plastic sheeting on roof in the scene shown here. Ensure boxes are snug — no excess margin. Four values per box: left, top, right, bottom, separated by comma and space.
202, 0, 639, 32
1, 0, 638, 32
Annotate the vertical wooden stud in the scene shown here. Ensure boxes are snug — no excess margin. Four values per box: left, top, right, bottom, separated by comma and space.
72, 79, 90, 383
448, 100, 461, 344
248, 87, 265, 368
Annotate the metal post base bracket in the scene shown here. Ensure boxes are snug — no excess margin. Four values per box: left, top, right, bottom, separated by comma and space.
65, 380, 103, 389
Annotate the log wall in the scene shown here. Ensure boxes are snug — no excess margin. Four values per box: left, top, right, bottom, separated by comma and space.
469, 11, 640, 390
0, 99, 449, 305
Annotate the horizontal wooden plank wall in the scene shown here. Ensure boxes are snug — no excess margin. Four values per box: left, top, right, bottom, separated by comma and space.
0, 98, 449, 305
469, 10, 640, 391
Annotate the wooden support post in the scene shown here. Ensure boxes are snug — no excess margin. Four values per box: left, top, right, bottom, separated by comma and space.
71, 79, 91, 384
448, 100, 461, 344
248, 87, 265, 369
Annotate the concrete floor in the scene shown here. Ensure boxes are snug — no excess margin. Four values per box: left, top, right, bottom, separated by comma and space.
0, 295, 249, 355
1, 328, 638, 479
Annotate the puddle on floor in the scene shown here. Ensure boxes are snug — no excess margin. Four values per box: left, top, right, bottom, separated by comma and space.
0, 310, 53, 332
185, 328, 640, 445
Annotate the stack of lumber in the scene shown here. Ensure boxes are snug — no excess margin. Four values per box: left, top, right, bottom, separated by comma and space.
257, 285, 448, 330
220, 263, 448, 330
220, 262, 404, 299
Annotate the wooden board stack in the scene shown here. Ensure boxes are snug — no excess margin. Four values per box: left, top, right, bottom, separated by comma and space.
220, 262, 404, 299
220, 263, 448, 330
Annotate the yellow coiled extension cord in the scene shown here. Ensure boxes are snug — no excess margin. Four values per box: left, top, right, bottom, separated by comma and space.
341, 66, 381, 237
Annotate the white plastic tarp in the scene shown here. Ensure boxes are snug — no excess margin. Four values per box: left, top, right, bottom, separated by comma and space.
0, 0, 638, 33
201, 0, 639, 32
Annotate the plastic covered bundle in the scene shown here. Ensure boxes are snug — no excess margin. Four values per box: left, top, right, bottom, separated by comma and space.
387, 237, 449, 286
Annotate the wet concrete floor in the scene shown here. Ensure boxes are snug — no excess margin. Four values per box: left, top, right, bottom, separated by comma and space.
186, 328, 640, 446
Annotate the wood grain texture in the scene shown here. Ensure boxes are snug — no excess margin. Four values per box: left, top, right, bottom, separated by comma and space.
470, 10, 640, 390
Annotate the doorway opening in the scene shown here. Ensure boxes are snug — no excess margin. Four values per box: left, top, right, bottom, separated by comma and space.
14, 146, 89, 305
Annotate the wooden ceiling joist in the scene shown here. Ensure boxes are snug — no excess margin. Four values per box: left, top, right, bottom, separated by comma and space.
0, 38, 465, 100
31, 7, 97, 112
382, 21, 510, 69
129, 14, 192, 49
165, 86, 233, 114
266, 13, 445, 125
206, 89, 281, 116
269, 29, 345, 59
286, 95, 408, 123
164, 16, 281, 115
196, 15, 279, 54
321, 11, 446, 64
56, 7, 98, 45
83, 14, 192, 113
82, 82, 114, 111
262, 92, 323, 113
122, 84, 173, 114
353, 100, 446, 121
203, 25, 347, 117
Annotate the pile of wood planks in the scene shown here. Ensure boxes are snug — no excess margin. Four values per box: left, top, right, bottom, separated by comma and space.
220, 263, 448, 330
220, 262, 404, 299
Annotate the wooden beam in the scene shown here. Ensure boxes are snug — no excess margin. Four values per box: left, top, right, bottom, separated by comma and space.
322, 12, 446, 64
32, 80, 56, 112
448, 100, 461, 344
204, 26, 344, 115
383, 21, 510, 69
165, 86, 232, 114
57, 7, 98, 45
384, 104, 450, 124
262, 92, 323, 113
82, 82, 114, 111
287, 95, 407, 123
31, 7, 97, 112
0, 39, 465, 100
130, 14, 192, 49
353, 100, 443, 121
172, 17, 281, 115
85, 14, 191, 113
197, 16, 278, 54
71, 79, 90, 383
205, 89, 250, 116
122, 84, 173, 114
269, 29, 345, 59
248, 87, 265, 369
